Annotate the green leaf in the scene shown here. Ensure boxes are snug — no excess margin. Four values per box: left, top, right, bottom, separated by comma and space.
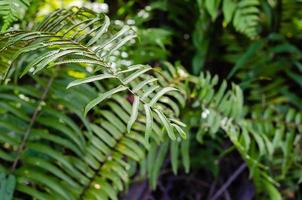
144, 104, 153, 143
223, 0, 237, 24
17, 168, 73, 200
16, 185, 52, 200
232, 0, 260, 38
122, 138, 145, 159
272, 127, 284, 150
52, 58, 105, 67
0, 0, 31, 32
95, 25, 131, 52
227, 39, 264, 78
149, 87, 177, 106
262, 179, 282, 200
107, 34, 136, 55
23, 157, 80, 188
102, 121, 122, 139
116, 65, 145, 75
27, 143, 83, 180
122, 66, 152, 84
67, 74, 115, 89
0, 65, 9, 81
141, 85, 160, 100
181, 134, 190, 173
205, 0, 221, 21
90, 124, 116, 147
155, 109, 176, 140
93, 179, 118, 200
170, 141, 179, 174
170, 118, 187, 128
85, 85, 128, 115
127, 95, 140, 133
171, 123, 187, 139
21, 50, 60, 77
287, 71, 302, 88
0, 172, 16, 200
240, 127, 251, 151
132, 78, 157, 93
150, 142, 169, 189
87, 15, 110, 46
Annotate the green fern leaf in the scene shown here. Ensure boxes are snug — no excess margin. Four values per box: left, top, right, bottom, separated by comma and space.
0, 0, 31, 31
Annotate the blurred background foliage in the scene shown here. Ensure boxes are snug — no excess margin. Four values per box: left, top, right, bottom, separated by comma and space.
94, 2, 302, 198
1, 0, 302, 199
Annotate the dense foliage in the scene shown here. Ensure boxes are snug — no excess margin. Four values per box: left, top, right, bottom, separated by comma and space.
0, 0, 302, 200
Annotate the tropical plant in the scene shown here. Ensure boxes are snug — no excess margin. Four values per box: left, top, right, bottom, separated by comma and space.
0, 6, 189, 199
1, 1, 302, 200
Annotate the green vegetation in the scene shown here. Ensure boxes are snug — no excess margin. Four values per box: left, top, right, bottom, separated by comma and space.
0, 0, 302, 199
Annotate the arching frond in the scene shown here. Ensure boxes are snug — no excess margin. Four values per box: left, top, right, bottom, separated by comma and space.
0, 8, 187, 199
0, 7, 186, 140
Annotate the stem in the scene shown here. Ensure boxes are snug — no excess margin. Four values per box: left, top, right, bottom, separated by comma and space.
11, 76, 54, 171
209, 163, 247, 200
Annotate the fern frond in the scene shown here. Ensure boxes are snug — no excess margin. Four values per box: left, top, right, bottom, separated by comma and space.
0, 76, 92, 199
220, 0, 261, 38
136, 63, 189, 187
232, 0, 261, 38
0, 7, 186, 140
134, 65, 301, 198
0, 0, 31, 31
0, 8, 188, 199
0, 68, 183, 199
189, 71, 301, 198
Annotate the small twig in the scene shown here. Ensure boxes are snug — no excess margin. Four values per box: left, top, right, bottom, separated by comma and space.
223, 190, 231, 200
221, 179, 231, 200
209, 163, 247, 200
11, 76, 54, 171
207, 179, 217, 200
